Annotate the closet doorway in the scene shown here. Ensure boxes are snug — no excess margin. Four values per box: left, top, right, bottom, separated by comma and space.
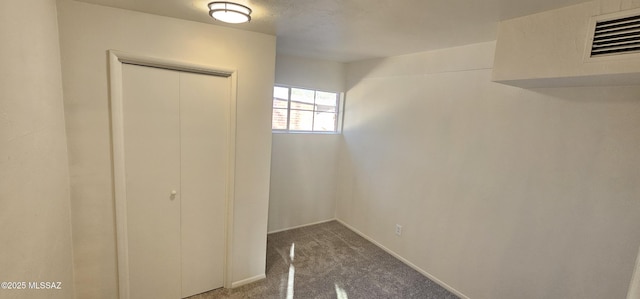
109, 51, 237, 299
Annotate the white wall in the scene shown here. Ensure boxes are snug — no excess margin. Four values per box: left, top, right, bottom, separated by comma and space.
269, 134, 340, 232
0, 1, 75, 298
338, 41, 640, 299
493, 0, 640, 87
56, 1, 275, 297
275, 54, 346, 92
268, 55, 345, 232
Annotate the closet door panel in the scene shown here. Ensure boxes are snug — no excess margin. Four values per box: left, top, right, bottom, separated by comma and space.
180, 72, 229, 297
122, 64, 182, 299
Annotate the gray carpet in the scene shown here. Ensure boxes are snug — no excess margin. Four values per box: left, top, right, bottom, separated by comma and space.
187, 221, 459, 299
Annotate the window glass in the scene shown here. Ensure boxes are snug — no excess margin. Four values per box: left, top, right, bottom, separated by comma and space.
315, 91, 337, 106
273, 99, 288, 108
272, 108, 288, 130
313, 112, 336, 132
291, 88, 315, 105
272, 86, 340, 133
290, 101, 314, 110
273, 86, 289, 100
289, 110, 314, 131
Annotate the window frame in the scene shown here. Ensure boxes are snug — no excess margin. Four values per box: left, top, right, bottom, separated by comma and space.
272, 85, 343, 134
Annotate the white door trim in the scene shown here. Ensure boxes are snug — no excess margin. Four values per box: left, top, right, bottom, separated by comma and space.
629, 245, 640, 299
108, 50, 237, 299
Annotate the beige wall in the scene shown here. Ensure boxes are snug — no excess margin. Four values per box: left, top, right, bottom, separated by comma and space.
268, 55, 345, 232
0, 0, 75, 298
493, 0, 640, 87
56, 1, 275, 297
338, 41, 640, 299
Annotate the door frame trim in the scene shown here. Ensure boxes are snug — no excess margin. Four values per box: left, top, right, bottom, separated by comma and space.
628, 245, 640, 299
108, 50, 237, 299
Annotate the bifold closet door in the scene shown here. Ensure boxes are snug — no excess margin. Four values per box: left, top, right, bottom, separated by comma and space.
123, 64, 182, 299
122, 64, 228, 299
180, 71, 228, 298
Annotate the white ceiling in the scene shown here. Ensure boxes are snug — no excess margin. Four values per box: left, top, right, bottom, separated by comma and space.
74, 0, 593, 62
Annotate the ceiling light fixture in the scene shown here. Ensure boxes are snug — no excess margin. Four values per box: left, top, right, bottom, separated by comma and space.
208, 2, 252, 24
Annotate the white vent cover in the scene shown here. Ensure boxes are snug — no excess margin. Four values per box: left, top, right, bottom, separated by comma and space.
590, 13, 640, 57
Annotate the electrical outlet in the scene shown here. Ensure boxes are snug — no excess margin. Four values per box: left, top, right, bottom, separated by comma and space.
395, 224, 402, 236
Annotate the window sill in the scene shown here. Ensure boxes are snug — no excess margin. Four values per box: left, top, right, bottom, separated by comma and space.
272, 130, 341, 135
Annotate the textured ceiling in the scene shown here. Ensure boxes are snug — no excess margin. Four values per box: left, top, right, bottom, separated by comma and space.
73, 0, 593, 62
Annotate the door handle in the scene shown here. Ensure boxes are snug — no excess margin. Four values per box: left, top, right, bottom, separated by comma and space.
170, 190, 177, 200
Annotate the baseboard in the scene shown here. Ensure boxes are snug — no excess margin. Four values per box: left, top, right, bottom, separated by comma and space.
336, 219, 470, 299
231, 274, 266, 288
267, 218, 337, 234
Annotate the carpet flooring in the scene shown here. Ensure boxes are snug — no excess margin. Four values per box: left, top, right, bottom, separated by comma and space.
186, 220, 459, 299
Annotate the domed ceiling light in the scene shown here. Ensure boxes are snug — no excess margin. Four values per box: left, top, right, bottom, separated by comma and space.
208, 2, 252, 24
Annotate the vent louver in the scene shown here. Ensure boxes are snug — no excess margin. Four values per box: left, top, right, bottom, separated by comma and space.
591, 13, 640, 57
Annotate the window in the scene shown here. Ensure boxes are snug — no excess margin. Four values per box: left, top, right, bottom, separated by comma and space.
272, 86, 341, 133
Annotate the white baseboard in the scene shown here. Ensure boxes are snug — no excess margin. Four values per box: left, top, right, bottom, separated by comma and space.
267, 218, 337, 234
336, 219, 470, 299
231, 274, 266, 288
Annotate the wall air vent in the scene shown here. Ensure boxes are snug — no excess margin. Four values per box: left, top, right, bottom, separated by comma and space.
590, 13, 640, 57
